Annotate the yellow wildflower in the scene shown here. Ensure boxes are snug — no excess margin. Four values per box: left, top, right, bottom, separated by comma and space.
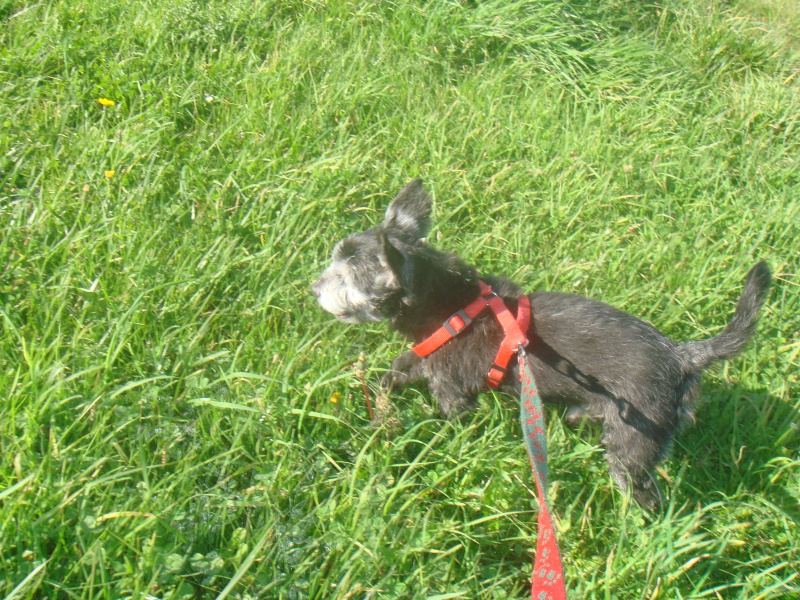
329, 392, 341, 404
98, 98, 116, 107
104, 170, 115, 179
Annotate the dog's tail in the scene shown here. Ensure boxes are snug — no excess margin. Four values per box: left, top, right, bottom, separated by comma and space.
677, 261, 771, 373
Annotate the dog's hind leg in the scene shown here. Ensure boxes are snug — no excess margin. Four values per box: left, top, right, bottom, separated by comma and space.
603, 415, 669, 512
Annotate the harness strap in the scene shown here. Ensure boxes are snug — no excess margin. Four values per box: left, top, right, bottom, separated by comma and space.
411, 286, 493, 359
486, 293, 530, 388
412, 280, 530, 389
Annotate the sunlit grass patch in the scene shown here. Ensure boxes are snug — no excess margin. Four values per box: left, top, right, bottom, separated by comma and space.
0, 0, 798, 598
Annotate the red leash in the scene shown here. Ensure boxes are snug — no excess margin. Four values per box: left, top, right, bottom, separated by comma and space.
518, 349, 567, 599
412, 281, 568, 599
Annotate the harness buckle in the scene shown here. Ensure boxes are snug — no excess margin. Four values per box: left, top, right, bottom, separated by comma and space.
485, 363, 507, 388
443, 309, 472, 337
490, 362, 506, 374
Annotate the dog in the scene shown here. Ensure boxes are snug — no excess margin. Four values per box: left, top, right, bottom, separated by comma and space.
312, 178, 771, 511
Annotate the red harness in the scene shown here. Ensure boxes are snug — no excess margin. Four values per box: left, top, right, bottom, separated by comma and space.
412, 280, 531, 388
410, 280, 569, 600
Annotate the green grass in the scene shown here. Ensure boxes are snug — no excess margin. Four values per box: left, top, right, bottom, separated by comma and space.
1, 0, 798, 598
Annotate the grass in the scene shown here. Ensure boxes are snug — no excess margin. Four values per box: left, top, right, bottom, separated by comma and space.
1, 0, 798, 598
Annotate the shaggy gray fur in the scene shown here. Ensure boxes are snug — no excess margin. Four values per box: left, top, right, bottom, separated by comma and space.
312, 179, 771, 511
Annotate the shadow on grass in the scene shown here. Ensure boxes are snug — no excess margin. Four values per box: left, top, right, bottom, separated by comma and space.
672, 382, 799, 515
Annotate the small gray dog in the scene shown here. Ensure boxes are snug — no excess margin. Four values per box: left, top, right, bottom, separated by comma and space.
312, 179, 771, 511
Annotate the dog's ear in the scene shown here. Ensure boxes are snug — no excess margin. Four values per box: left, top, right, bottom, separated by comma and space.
383, 178, 431, 239
381, 231, 411, 285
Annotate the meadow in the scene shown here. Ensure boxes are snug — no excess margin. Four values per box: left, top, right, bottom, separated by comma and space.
1, 0, 799, 598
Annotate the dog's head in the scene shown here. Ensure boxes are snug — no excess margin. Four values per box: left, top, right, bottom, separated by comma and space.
312, 179, 432, 323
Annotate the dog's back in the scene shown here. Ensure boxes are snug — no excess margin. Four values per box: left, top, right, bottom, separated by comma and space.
527, 261, 770, 427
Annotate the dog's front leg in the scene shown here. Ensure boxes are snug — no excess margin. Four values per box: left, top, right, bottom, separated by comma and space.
381, 350, 425, 391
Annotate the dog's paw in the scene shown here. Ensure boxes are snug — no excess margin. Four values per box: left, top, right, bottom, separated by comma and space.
632, 480, 665, 515
380, 370, 401, 391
